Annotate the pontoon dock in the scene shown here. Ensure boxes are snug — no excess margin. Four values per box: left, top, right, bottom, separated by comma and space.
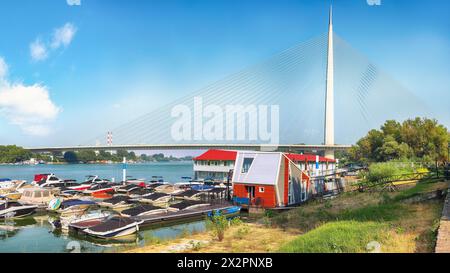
135, 203, 239, 226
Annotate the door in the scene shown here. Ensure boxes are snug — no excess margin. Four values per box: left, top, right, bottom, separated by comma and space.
245, 186, 256, 203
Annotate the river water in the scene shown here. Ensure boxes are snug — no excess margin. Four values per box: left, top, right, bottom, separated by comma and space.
0, 162, 210, 253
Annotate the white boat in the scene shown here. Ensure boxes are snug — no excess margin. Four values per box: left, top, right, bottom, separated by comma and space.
19, 187, 55, 208
0, 200, 37, 219
83, 216, 143, 238
120, 204, 167, 217
60, 211, 111, 230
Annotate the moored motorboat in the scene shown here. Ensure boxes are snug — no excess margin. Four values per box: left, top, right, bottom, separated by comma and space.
62, 211, 112, 231
0, 200, 37, 219
167, 200, 210, 212
69, 175, 110, 191
120, 204, 167, 217
0, 191, 22, 201
83, 216, 143, 238
138, 192, 171, 205
172, 189, 203, 201
83, 182, 115, 196
48, 199, 97, 216
19, 187, 55, 208
98, 195, 133, 210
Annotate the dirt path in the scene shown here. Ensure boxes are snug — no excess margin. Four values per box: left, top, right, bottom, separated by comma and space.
435, 186, 450, 253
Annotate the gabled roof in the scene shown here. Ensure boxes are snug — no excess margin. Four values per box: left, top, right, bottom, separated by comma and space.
285, 153, 336, 163
193, 149, 237, 161
193, 149, 335, 163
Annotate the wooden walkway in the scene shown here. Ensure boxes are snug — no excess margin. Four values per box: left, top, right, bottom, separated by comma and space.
435, 185, 450, 253
136, 203, 237, 226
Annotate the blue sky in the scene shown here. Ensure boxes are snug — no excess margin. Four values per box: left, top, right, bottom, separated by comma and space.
0, 0, 449, 149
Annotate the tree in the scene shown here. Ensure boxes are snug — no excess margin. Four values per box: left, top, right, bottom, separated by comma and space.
63, 151, 78, 163
0, 145, 32, 163
350, 117, 449, 163
77, 150, 97, 162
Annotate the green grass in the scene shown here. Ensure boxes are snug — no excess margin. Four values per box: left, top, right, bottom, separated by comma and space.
338, 203, 407, 222
279, 221, 389, 253
393, 179, 441, 201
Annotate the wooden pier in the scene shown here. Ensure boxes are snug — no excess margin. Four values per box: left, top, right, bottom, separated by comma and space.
135, 203, 239, 227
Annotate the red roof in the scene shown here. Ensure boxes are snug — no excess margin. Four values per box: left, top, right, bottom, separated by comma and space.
193, 149, 335, 163
194, 149, 237, 161
286, 153, 336, 163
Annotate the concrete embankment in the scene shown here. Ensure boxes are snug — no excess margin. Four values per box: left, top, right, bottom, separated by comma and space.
435, 185, 450, 253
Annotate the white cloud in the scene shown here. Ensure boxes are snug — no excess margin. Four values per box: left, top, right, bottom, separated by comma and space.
0, 57, 60, 136
0, 57, 7, 78
30, 39, 48, 62
29, 23, 77, 62
67, 0, 81, 6
51, 23, 77, 49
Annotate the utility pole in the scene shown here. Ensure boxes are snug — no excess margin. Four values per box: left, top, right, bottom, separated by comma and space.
226, 169, 233, 202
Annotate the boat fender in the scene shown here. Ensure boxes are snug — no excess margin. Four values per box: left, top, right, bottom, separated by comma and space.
48, 198, 62, 210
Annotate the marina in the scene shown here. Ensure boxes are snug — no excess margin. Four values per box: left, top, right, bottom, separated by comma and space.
0, 161, 243, 252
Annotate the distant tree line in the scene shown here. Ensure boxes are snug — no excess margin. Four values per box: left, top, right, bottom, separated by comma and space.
0, 146, 192, 164
347, 117, 449, 163
63, 150, 193, 163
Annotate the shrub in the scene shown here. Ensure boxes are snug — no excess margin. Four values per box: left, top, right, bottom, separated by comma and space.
206, 215, 230, 241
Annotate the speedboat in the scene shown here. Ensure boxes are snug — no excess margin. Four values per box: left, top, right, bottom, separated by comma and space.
0, 200, 37, 219
149, 176, 165, 184
116, 184, 141, 195
138, 192, 171, 205
154, 184, 184, 195
48, 198, 97, 216
174, 177, 203, 189
98, 195, 133, 210
69, 175, 110, 191
0, 179, 26, 193
19, 187, 55, 208
125, 178, 146, 188
61, 211, 111, 231
172, 189, 203, 201
83, 182, 115, 196
0, 191, 22, 201
167, 200, 210, 212
120, 204, 167, 217
83, 216, 143, 238
32, 173, 64, 188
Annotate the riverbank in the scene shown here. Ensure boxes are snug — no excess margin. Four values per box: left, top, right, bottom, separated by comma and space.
123, 179, 448, 253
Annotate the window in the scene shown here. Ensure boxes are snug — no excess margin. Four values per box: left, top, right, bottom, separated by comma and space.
241, 158, 254, 173
259, 187, 265, 193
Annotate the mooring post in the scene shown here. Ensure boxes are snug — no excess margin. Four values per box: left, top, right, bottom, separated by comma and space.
122, 157, 127, 184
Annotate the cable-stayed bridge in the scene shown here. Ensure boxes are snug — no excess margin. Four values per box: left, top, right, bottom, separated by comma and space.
26, 8, 430, 157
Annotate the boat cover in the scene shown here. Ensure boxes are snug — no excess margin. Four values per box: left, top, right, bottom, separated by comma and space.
169, 200, 209, 211
141, 192, 169, 201
88, 216, 136, 232
60, 199, 96, 209
121, 205, 163, 216
173, 189, 200, 198
103, 195, 131, 205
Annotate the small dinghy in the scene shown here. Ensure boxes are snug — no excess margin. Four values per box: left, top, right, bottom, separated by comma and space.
138, 192, 171, 205
83, 216, 143, 238
168, 200, 210, 212
98, 195, 133, 210
120, 204, 167, 217
0, 200, 37, 219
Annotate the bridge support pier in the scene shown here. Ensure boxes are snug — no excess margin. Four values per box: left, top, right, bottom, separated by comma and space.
324, 149, 335, 160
